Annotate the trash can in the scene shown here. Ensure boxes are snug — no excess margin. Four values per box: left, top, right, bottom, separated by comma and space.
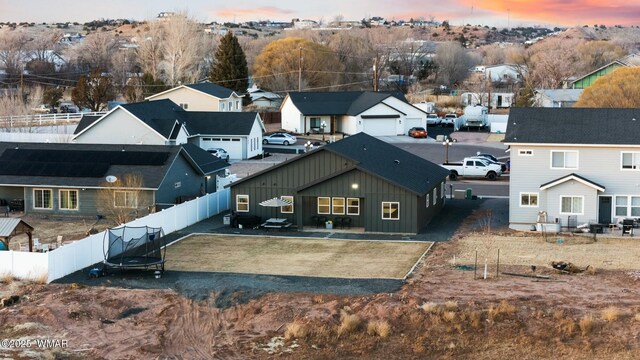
465, 188, 473, 200
223, 214, 231, 225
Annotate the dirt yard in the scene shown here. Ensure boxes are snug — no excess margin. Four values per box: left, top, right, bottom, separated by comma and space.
166, 235, 431, 279
2, 210, 640, 359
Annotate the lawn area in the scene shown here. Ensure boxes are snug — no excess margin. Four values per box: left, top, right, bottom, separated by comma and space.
165, 235, 432, 279
454, 233, 640, 270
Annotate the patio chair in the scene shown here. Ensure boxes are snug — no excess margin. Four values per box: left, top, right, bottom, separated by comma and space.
622, 219, 634, 236
311, 215, 321, 228
333, 217, 344, 229
342, 217, 352, 229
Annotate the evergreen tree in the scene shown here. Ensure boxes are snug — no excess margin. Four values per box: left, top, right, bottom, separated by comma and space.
209, 32, 248, 94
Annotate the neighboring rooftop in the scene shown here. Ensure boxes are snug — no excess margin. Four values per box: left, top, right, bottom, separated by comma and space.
183, 112, 261, 136
286, 91, 407, 116
504, 107, 640, 145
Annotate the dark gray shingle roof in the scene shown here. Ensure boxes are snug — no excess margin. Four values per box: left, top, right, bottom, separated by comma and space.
73, 115, 102, 135
120, 99, 186, 138
287, 91, 407, 116
185, 82, 237, 98
180, 143, 229, 175
504, 107, 640, 145
183, 112, 259, 136
325, 133, 450, 195
0, 142, 218, 188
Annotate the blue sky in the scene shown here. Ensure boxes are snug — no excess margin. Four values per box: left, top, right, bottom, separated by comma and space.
0, 0, 637, 27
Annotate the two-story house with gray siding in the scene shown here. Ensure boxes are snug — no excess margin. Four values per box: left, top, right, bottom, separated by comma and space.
0, 142, 228, 217
505, 108, 640, 231
229, 133, 450, 234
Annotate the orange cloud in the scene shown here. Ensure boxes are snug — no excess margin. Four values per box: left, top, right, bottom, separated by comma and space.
216, 6, 294, 20
462, 0, 640, 25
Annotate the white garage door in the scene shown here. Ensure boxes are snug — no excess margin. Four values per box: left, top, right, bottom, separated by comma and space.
404, 118, 424, 133
201, 137, 244, 159
362, 118, 397, 136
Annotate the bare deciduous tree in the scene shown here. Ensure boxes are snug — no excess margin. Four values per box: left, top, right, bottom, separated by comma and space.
0, 31, 30, 77
97, 173, 150, 226
69, 31, 119, 71
135, 21, 165, 80
526, 37, 582, 89
159, 14, 206, 86
435, 42, 477, 86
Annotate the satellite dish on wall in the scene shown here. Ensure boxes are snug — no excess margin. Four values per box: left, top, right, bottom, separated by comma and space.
105, 175, 118, 183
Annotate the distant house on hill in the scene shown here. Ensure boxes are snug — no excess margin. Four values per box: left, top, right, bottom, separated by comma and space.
534, 89, 583, 108
571, 53, 640, 89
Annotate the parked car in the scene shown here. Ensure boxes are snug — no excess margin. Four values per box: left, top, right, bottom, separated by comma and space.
408, 127, 428, 138
31, 104, 52, 114
207, 148, 229, 161
59, 102, 79, 113
469, 155, 507, 172
442, 113, 458, 127
263, 132, 297, 146
442, 157, 502, 181
426, 113, 441, 126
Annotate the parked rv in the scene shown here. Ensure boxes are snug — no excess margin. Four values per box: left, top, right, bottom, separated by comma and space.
459, 105, 489, 130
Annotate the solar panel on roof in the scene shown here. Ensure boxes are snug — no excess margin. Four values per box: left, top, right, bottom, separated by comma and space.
0, 161, 112, 178
0, 149, 170, 166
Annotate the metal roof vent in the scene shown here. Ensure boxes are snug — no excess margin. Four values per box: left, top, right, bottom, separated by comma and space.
394, 160, 400, 165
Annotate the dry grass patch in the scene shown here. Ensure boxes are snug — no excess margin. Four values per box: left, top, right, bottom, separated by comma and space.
444, 300, 458, 311
488, 300, 516, 321
166, 235, 431, 279
338, 314, 361, 336
284, 321, 308, 340
367, 320, 391, 338
557, 318, 576, 335
421, 302, 439, 314
579, 313, 595, 336
468, 311, 482, 329
635, 313, 640, 322
442, 311, 457, 322
0, 273, 14, 284
601, 306, 622, 322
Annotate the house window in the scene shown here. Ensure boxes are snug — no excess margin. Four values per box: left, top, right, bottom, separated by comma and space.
347, 198, 360, 215
518, 149, 533, 156
560, 196, 583, 215
317, 197, 330, 214
621, 152, 640, 170
59, 189, 78, 210
179, 103, 188, 110
33, 189, 52, 209
433, 188, 437, 205
228, 101, 232, 110
310, 117, 321, 129
615, 196, 640, 217
236, 195, 249, 212
332, 197, 345, 215
220, 103, 225, 111
382, 202, 400, 220
441, 182, 446, 198
115, 191, 137, 208
426, 194, 430, 208
281, 196, 293, 213
235, 100, 240, 110
551, 151, 578, 169
520, 192, 538, 207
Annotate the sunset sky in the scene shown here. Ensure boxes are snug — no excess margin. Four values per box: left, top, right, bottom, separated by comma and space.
0, 0, 637, 27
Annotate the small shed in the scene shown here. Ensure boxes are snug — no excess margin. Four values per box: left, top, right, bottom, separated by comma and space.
0, 218, 34, 252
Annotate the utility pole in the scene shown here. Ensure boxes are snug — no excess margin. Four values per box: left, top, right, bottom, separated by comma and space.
298, 47, 302, 92
373, 55, 378, 92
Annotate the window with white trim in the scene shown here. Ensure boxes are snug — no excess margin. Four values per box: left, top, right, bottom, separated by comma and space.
332, 197, 345, 215
426, 194, 430, 208
59, 189, 78, 210
347, 198, 360, 215
382, 202, 400, 220
33, 189, 52, 209
518, 149, 533, 156
551, 151, 578, 169
520, 192, 538, 207
621, 152, 640, 170
615, 195, 640, 217
441, 182, 445, 198
560, 196, 583, 214
433, 188, 437, 205
317, 197, 330, 214
115, 191, 137, 208
179, 103, 188, 110
220, 102, 225, 111
281, 196, 293, 213
236, 195, 249, 212
235, 100, 240, 110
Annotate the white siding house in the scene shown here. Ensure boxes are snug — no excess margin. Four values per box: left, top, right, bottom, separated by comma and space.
280, 91, 427, 136
505, 108, 640, 231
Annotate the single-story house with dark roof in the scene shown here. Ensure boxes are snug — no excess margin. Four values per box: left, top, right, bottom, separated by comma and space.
229, 132, 450, 234
280, 91, 429, 136
0, 142, 228, 217
505, 107, 640, 231
72, 100, 264, 160
146, 81, 244, 112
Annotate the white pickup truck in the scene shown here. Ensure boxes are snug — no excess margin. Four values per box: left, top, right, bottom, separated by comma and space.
442, 157, 502, 181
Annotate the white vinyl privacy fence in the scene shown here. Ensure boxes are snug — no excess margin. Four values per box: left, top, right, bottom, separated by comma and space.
0, 189, 230, 283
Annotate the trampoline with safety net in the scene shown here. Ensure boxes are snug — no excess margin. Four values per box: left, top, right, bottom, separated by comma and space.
103, 226, 166, 273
